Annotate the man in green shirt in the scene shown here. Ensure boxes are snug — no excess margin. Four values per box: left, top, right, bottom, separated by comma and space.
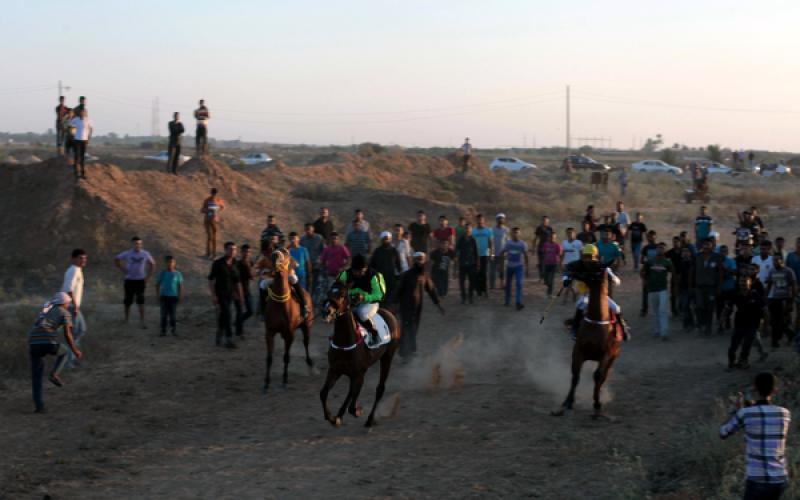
641, 243, 674, 339
596, 229, 623, 296
337, 254, 386, 344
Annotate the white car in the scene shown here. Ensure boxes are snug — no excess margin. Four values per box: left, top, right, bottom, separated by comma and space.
144, 151, 191, 163
240, 152, 272, 165
761, 164, 792, 177
703, 163, 732, 174
631, 160, 683, 175
490, 157, 536, 172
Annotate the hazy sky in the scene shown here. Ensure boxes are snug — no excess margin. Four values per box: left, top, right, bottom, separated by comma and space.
3, 0, 800, 150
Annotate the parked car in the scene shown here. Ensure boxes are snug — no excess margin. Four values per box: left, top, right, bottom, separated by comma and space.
240, 152, 272, 165
563, 154, 611, 171
490, 157, 536, 172
631, 160, 683, 175
760, 163, 792, 177
702, 162, 732, 175
144, 151, 191, 163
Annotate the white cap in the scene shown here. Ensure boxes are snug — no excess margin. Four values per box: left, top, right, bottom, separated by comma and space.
496, 213, 506, 219
413, 252, 426, 259
51, 292, 72, 305
709, 231, 720, 239
380, 231, 392, 240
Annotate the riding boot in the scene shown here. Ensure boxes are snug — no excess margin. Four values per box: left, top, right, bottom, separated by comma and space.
364, 317, 380, 345
291, 282, 308, 318
617, 313, 631, 341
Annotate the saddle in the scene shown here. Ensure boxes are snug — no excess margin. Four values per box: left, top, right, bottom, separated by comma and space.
356, 314, 392, 349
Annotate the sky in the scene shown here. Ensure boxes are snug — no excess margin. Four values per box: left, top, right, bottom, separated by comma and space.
2, 0, 800, 150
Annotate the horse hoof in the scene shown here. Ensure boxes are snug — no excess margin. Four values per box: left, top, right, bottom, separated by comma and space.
365, 418, 375, 428
349, 406, 363, 418
334, 417, 343, 428
551, 408, 569, 417
306, 359, 314, 367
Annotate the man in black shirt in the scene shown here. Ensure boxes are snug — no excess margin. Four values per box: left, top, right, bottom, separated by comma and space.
408, 210, 432, 254
676, 247, 696, 331
167, 112, 185, 175
208, 242, 243, 348
726, 275, 765, 369
313, 207, 334, 243
456, 224, 479, 304
665, 236, 683, 315
234, 244, 254, 339
369, 232, 402, 306
628, 212, 647, 272
577, 221, 597, 245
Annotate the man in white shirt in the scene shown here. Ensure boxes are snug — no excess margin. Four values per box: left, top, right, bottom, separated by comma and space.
61, 249, 88, 367
69, 108, 93, 179
560, 227, 584, 302
752, 240, 775, 285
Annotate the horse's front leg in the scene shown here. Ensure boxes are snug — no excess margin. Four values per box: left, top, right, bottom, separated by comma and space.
320, 368, 341, 425
263, 332, 275, 394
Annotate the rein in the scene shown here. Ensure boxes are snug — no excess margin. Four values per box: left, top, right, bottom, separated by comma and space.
328, 292, 363, 351
267, 249, 292, 303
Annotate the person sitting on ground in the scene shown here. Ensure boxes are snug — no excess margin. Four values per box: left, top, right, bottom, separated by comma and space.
719, 372, 790, 499
337, 254, 386, 344
562, 244, 630, 341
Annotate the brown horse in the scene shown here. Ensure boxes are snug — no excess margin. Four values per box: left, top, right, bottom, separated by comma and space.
263, 250, 313, 393
553, 262, 622, 418
319, 283, 400, 427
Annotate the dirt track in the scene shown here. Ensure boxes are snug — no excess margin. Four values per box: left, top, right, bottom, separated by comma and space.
4, 268, 791, 500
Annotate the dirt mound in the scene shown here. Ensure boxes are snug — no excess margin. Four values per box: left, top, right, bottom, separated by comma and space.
3, 155, 18, 164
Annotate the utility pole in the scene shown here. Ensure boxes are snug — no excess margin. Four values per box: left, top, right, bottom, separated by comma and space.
58, 80, 71, 99
565, 85, 571, 154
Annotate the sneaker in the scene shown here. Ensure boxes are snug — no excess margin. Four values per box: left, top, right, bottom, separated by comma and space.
48, 374, 64, 387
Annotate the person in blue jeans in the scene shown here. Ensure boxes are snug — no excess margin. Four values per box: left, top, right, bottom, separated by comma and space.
155, 256, 183, 336
499, 227, 529, 310
28, 292, 82, 413
628, 212, 647, 272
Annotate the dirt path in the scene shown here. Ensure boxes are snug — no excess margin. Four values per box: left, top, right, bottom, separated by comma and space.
1, 271, 791, 499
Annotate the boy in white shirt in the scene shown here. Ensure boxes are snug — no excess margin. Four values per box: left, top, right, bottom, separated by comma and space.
61, 249, 88, 367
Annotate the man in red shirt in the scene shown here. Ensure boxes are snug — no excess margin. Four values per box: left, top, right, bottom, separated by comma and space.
319, 232, 351, 298
433, 215, 456, 245
55, 96, 70, 155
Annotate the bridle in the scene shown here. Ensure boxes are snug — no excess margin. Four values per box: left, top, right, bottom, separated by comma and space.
324, 285, 364, 351
267, 250, 292, 303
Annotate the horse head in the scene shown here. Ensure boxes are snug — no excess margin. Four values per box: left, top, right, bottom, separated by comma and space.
271, 249, 291, 274
571, 261, 607, 285
322, 282, 350, 323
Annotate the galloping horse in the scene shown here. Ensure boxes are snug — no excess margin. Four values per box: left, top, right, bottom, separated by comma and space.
263, 249, 313, 393
553, 262, 622, 418
319, 282, 400, 427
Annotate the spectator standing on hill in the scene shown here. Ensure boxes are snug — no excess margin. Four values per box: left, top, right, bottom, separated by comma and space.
766, 254, 796, 349
28, 292, 82, 413
628, 213, 647, 271
391, 252, 443, 360
115, 237, 156, 329
345, 220, 371, 257
235, 244, 255, 338
194, 99, 210, 156
155, 256, 183, 337
63, 109, 76, 167
346, 209, 370, 237
641, 243, 673, 340
490, 213, 509, 290
472, 214, 494, 297
533, 216, 554, 281
370, 231, 402, 305
319, 233, 351, 296
719, 372, 790, 499
167, 112, 185, 175
430, 239, 456, 297
69, 108, 92, 180
393, 225, 412, 272
55, 96, 70, 155
499, 227, 529, 310
259, 214, 284, 251
201, 188, 225, 259
313, 207, 334, 243
61, 249, 87, 368
695, 205, 714, 244
408, 211, 433, 255
208, 242, 242, 348
456, 223, 479, 304
73, 95, 87, 117
300, 224, 325, 302
691, 238, 724, 335
461, 137, 472, 171
541, 232, 562, 297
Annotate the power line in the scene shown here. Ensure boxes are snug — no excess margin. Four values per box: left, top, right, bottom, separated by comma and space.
571, 91, 800, 115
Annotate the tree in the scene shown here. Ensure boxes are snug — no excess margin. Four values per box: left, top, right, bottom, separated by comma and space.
707, 144, 722, 163
642, 133, 663, 154
660, 148, 678, 165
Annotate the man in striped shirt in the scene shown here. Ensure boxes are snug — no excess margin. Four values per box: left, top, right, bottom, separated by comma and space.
720, 372, 790, 499
28, 292, 82, 413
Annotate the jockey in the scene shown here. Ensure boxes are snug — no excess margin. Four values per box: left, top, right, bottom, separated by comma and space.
563, 243, 630, 341
337, 254, 386, 344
